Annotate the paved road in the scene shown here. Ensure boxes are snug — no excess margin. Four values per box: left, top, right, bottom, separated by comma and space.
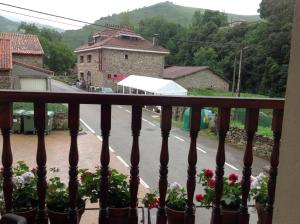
51, 79, 268, 191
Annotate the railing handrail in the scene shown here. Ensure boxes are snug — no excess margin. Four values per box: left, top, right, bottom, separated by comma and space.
0, 90, 285, 109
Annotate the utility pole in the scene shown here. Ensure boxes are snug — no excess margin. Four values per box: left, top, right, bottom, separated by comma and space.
231, 54, 237, 96
236, 44, 244, 97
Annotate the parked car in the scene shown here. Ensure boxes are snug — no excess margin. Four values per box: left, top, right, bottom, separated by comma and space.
95, 87, 113, 93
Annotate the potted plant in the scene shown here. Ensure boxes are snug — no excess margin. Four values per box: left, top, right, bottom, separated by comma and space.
250, 173, 269, 224
0, 161, 38, 224
165, 182, 187, 224
196, 169, 242, 224
142, 190, 159, 223
82, 168, 131, 224
46, 168, 86, 224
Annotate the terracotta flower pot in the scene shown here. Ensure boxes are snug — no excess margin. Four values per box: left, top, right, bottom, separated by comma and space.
107, 207, 129, 224
14, 208, 37, 224
166, 207, 185, 224
221, 209, 240, 224
47, 206, 85, 224
255, 202, 266, 224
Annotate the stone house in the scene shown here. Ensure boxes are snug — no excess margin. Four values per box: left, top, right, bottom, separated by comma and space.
161, 66, 229, 91
0, 33, 53, 90
74, 24, 169, 90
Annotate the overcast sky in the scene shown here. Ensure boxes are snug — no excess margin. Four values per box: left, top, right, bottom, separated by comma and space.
0, 0, 262, 30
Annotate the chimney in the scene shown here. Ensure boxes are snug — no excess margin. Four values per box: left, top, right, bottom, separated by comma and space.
153, 34, 160, 46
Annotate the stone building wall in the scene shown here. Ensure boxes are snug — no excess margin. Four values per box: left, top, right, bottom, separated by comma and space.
76, 49, 165, 88
0, 71, 12, 89
13, 54, 43, 67
174, 70, 229, 91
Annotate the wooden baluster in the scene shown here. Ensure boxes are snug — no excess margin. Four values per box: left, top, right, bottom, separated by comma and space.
0, 102, 13, 213
264, 109, 283, 224
99, 104, 111, 224
34, 102, 48, 224
129, 106, 142, 224
211, 108, 230, 224
185, 107, 201, 224
239, 109, 259, 224
68, 103, 80, 224
156, 106, 172, 224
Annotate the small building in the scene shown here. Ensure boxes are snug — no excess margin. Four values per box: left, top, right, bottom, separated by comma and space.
0, 33, 53, 91
74, 24, 169, 90
161, 66, 229, 91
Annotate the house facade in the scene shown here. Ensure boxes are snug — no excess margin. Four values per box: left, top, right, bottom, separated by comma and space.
74, 25, 169, 90
0, 33, 53, 90
161, 66, 229, 91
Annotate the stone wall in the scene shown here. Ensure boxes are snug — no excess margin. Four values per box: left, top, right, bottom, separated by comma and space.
0, 71, 12, 89
226, 127, 273, 159
175, 70, 229, 91
53, 112, 68, 130
13, 54, 43, 67
76, 49, 165, 88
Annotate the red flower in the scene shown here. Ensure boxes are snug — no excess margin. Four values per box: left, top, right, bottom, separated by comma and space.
229, 173, 238, 182
80, 174, 84, 181
229, 181, 236, 186
195, 194, 204, 202
85, 171, 93, 175
209, 178, 215, 188
148, 198, 159, 209
204, 169, 214, 178
108, 170, 112, 176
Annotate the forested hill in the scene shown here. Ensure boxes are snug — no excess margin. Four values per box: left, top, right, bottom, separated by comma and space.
0, 15, 19, 32
62, 1, 260, 49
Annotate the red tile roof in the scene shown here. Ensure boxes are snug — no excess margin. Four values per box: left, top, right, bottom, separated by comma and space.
0, 33, 44, 55
0, 38, 12, 70
13, 60, 53, 75
162, 66, 210, 79
76, 28, 168, 54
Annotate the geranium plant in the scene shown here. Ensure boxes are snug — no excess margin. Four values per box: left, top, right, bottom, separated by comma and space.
166, 182, 187, 211
46, 167, 85, 213
79, 167, 100, 203
250, 173, 269, 206
196, 169, 242, 210
0, 161, 37, 211
142, 190, 159, 209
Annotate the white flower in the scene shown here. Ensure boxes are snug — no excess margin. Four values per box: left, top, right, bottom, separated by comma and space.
12, 176, 24, 186
21, 172, 34, 183
170, 182, 181, 190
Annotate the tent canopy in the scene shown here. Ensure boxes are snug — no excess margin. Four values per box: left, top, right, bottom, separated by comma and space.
117, 75, 187, 96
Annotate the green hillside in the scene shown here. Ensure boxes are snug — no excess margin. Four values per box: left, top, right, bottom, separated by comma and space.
62, 1, 261, 49
0, 15, 19, 32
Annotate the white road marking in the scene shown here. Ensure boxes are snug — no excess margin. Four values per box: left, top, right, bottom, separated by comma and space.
140, 178, 150, 189
96, 135, 102, 141
197, 147, 207, 153
142, 118, 147, 122
147, 121, 155, 126
174, 135, 185, 142
109, 146, 115, 153
125, 109, 131, 113
225, 162, 239, 171
151, 115, 159, 118
80, 119, 95, 134
118, 106, 123, 109
116, 156, 129, 168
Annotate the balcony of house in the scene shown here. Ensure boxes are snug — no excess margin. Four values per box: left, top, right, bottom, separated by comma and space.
0, 90, 285, 224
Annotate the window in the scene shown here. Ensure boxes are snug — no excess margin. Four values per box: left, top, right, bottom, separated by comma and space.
107, 74, 111, 79
80, 73, 84, 80
87, 55, 92, 63
80, 56, 84, 63
125, 54, 128, 60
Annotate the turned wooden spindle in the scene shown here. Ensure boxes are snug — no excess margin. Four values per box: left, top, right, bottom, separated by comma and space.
68, 103, 80, 224
239, 109, 259, 224
156, 106, 172, 224
129, 106, 142, 224
34, 102, 48, 224
211, 108, 230, 224
185, 107, 201, 224
264, 109, 283, 224
99, 104, 111, 224
0, 102, 13, 213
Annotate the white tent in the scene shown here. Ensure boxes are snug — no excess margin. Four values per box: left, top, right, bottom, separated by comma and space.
117, 75, 187, 96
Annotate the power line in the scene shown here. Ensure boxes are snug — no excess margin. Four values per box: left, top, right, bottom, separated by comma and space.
0, 8, 82, 28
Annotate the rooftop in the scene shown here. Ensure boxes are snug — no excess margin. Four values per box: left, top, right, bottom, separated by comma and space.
0, 38, 12, 70
0, 33, 44, 55
162, 66, 210, 79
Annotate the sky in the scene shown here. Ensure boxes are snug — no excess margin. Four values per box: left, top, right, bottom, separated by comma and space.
0, 0, 262, 30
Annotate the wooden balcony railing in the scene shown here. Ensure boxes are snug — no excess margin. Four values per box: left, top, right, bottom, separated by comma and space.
0, 90, 284, 224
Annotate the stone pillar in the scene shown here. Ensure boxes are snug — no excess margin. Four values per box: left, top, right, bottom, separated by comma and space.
273, 1, 300, 223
